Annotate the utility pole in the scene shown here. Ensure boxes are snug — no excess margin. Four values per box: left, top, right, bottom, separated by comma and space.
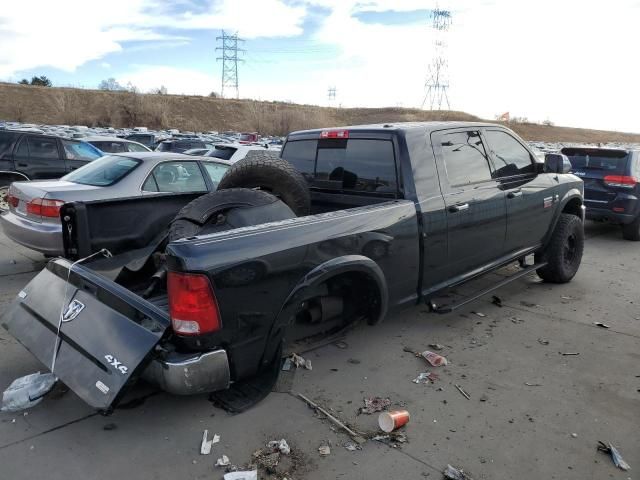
216, 30, 245, 99
422, 4, 452, 110
327, 86, 336, 105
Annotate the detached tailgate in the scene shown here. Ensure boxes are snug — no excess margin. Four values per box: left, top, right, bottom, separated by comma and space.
0, 259, 170, 410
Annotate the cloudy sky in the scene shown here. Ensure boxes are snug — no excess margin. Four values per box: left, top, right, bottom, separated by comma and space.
1, 0, 639, 132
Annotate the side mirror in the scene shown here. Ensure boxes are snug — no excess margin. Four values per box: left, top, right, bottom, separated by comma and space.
544, 153, 572, 174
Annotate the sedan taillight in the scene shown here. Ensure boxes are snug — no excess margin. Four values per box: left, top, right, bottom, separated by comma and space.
26, 198, 65, 218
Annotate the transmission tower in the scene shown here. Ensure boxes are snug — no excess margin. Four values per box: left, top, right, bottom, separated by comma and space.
328, 86, 336, 103
216, 30, 245, 99
422, 5, 452, 110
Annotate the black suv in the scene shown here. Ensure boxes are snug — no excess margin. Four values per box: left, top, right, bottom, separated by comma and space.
562, 147, 640, 240
0, 131, 103, 210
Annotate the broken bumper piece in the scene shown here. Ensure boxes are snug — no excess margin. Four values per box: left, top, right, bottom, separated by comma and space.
143, 350, 230, 395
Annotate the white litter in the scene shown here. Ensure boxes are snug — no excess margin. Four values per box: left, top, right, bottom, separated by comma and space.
200, 430, 220, 455
223, 471, 257, 480
267, 438, 290, 455
1, 372, 56, 412
216, 455, 230, 467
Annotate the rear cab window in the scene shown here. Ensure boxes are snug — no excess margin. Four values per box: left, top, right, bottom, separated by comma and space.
282, 134, 399, 196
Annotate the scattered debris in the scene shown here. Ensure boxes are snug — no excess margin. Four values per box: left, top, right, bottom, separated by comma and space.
347, 358, 361, 364
267, 439, 290, 455
443, 464, 474, 480
537, 338, 550, 345
216, 455, 231, 467
378, 410, 410, 433
594, 322, 610, 329
420, 350, 448, 367
524, 382, 543, 387
360, 396, 391, 414
479, 394, 488, 402
472, 311, 486, 318
281, 357, 293, 371
224, 471, 258, 480
1, 372, 57, 412
372, 431, 408, 447
559, 352, 580, 356
334, 341, 349, 349
597, 441, 630, 471
343, 441, 361, 451
571, 433, 578, 438
200, 429, 220, 455
290, 353, 312, 370
413, 372, 439, 384
428, 343, 444, 351
491, 295, 503, 307
296, 393, 366, 444
318, 445, 331, 456
454, 384, 471, 400
103, 423, 117, 431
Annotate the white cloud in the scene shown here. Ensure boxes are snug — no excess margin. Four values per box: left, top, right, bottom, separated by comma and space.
0, 0, 307, 78
100, 62, 111, 69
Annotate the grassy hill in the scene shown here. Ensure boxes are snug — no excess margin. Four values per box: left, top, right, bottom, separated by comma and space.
1, 82, 638, 143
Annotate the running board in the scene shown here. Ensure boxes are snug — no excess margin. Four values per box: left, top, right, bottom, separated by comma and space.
430, 262, 547, 314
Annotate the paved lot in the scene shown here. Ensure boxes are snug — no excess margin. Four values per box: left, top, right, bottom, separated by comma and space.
0, 224, 638, 480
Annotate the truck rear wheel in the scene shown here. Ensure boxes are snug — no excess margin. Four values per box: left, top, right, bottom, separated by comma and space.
168, 188, 295, 242
217, 151, 311, 217
535, 213, 584, 283
622, 215, 640, 241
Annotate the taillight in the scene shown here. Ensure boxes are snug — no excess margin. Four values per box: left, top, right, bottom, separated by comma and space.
603, 175, 637, 188
167, 271, 221, 335
26, 198, 65, 218
320, 129, 349, 139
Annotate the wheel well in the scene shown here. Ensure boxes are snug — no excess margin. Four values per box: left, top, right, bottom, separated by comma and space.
562, 197, 582, 218
303, 271, 383, 326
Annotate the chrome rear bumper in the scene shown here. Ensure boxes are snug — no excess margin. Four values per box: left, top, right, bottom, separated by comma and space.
143, 350, 230, 395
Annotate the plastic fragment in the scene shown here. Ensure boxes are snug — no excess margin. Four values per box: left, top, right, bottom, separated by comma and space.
1, 372, 57, 412
428, 343, 444, 351
318, 445, 331, 456
200, 430, 219, 455
223, 471, 257, 480
597, 441, 630, 471
216, 455, 230, 467
290, 353, 312, 370
594, 322, 610, 329
472, 311, 486, 317
420, 350, 448, 367
444, 464, 474, 480
412, 372, 439, 384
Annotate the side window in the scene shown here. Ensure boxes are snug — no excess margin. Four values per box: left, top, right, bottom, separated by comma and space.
281, 140, 317, 181
315, 139, 398, 193
0, 132, 18, 158
142, 175, 159, 192
440, 131, 492, 186
148, 161, 207, 192
15, 137, 29, 157
27, 136, 59, 159
202, 162, 230, 188
484, 130, 535, 177
62, 140, 102, 161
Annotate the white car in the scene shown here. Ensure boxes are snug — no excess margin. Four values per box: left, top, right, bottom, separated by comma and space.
185, 143, 272, 163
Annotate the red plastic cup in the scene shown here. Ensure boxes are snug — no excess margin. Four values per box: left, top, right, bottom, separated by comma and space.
378, 410, 410, 432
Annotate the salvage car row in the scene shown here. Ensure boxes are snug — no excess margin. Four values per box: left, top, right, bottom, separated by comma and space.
0, 121, 638, 412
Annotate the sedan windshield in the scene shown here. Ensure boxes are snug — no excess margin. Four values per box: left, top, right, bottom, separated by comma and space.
62, 155, 141, 186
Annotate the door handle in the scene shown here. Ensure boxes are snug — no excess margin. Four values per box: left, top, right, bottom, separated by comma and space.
449, 203, 469, 213
507, 190, 523, 199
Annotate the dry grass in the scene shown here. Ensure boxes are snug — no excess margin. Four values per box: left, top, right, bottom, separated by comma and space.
1, 82, 638, 143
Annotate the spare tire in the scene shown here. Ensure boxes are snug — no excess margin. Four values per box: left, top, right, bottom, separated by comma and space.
217, 151, 311, 216
169, 188, 295, 242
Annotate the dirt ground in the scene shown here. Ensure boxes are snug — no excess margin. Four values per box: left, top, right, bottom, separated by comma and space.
0, 222, 638, 480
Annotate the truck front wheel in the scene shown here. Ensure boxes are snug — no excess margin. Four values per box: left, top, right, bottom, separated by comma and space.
534, 213, 584, 283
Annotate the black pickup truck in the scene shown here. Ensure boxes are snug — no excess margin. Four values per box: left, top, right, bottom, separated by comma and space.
1, 122, 585, 411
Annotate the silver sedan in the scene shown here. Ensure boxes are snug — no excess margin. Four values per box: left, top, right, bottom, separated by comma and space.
0, 152, 231, 256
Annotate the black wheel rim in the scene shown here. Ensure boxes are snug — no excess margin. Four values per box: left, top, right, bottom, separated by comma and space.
563, 233, 578, 268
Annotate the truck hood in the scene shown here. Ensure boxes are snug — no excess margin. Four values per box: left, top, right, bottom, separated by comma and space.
0, 259, 170, 410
